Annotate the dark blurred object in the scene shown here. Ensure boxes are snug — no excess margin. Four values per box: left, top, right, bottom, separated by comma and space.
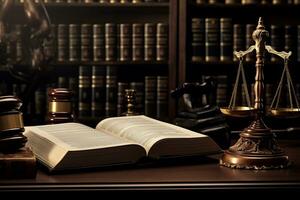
0, 0, 52, 113
0, 95, 37, 179
0, 96, 27, 152
47, 88, 74, 124
171, 78, 230, 149
121, 89, 139, 116
171, 78, 216, 112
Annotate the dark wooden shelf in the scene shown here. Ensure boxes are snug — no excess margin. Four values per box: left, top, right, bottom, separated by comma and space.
52, 60, 169, 67
14, 2, 170, 14
189, 3, 300, 21
190, 2, 300, 11
43, 2, 169, 8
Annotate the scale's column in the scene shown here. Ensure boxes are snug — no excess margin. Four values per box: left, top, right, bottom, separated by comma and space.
220, 18, 289, 169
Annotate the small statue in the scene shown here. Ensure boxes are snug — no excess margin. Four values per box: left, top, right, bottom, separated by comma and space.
47, 88, 74, 124
0, 96, 27, 152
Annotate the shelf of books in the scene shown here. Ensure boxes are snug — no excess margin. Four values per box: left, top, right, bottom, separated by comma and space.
179, 0, 300, 110
0, 0, 178, 126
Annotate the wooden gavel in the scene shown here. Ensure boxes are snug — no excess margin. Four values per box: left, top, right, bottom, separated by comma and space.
47, 88, 74, 124
0, 96, 27, 152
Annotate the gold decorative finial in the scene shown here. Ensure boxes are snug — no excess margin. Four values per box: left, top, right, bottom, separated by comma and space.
257, 17, 265, 30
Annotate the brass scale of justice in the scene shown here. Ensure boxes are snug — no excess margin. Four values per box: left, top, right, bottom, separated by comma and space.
219, 18, 299, 169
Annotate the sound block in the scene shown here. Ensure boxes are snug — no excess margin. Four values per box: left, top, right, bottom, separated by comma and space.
0, 147, 37, 179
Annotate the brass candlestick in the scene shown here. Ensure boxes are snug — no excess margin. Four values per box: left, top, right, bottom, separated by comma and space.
220, 18, 289, 169
122, 89, 139, 116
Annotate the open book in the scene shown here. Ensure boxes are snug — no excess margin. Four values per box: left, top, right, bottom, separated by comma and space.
24, 115, 221, 171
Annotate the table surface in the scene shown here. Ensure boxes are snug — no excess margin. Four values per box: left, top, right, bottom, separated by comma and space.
1, 139, 300, 193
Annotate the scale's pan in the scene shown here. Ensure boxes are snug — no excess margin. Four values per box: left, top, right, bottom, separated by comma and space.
269, 108, 300, 118
220, 106, 255, 117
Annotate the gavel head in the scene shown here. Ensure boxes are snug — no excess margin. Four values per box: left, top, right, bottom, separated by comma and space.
0, 96, 27, 152
47, 88, 74, 124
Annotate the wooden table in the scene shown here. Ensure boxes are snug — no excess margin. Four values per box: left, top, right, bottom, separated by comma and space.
1, 140, 300, 194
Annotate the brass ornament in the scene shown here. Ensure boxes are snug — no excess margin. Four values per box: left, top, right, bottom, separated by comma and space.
220, 18, 290, 169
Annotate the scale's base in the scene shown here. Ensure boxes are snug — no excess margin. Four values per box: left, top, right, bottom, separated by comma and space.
220, 150, 289, 169
220, 118, 290, 170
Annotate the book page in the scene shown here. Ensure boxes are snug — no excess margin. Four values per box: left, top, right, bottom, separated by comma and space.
96, 116, 205, 153
25, 123, 138, 151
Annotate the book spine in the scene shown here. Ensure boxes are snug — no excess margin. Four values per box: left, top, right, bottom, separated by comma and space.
144, 23, 156, 61
220, 18, 233, 62
241, 0, 259, 4
93, 24, 105, 62
15, 24, 24, 63
68, 77, 79, 118
105, 65, 118, 117
117, 82, 129, 116
35, 86, 46, 123
245, 24, 256, 62
191, 18, 205, 62
145, 76, 157, 118
105, 23, 117, 61
272, 0, 287, 4
195, 0, 206, 3
208, 0, 223, 3
157, 76, 168, 120
5, 27, 14, 64
69, 24, 80, 62
57, 24, 68, 62
130, 82, 144, 114
57, 76, 69, 88
119, 24, 132, 61
81, 24, 93, 62
225, 0, 241, 3
284, 25, 297, 61
233, 24, 245, 61
216, 75, 228, 107
132, 23, 144, 61
156, 23, 168, 61
298, 25, 300, 62
92, 66, 106, 117
79, 66, 91, 117
205, 18, 220, 62
270, 25, 284, 62
44, 24, 57, 62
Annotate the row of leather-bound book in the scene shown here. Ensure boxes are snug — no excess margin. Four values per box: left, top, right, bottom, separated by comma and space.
4, 23, 169, 64
16, 0, 169, 3
192, 18, 300, 62
195, 0, 300, 4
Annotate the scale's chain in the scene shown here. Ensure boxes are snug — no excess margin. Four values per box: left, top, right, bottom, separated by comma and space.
270, 59, 299, 110
284, 60, 300, 109
228, 59, 251, 109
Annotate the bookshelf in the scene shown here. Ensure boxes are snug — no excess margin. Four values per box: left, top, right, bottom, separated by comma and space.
0, 0, 178, 126
179, 0, 300, 108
